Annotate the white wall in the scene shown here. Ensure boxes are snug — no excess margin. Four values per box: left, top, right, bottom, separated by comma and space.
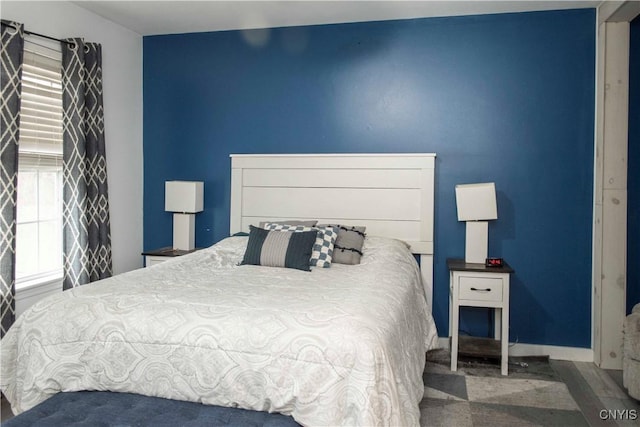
2, 1, 144, 274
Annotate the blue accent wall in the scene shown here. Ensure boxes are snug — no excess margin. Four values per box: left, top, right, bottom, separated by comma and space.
143, 9, 595, 347
629, 16, 640, 314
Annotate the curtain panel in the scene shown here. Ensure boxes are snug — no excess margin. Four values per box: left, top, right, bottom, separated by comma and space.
0, 20, 24, 337
62, 39, 112, 290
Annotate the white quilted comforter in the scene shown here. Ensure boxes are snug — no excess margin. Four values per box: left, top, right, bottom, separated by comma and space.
1, 236, 438, 426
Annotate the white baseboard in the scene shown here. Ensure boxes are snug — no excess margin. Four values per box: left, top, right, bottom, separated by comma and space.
436, 337, 594, 362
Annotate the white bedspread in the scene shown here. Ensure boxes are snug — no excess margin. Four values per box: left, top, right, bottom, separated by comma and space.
1, 236, 438, 426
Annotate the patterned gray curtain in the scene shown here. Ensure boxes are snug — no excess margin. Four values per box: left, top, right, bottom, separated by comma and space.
61, 39, 112, 290
0, 20, 24, 337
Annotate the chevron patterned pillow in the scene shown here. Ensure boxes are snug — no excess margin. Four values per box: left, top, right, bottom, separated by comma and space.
264, 223, 338, 268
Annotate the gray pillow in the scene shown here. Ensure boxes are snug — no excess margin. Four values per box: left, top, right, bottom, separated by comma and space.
258, 220, 318, 228
241, 225, 317, 272
320, 225, 366, 265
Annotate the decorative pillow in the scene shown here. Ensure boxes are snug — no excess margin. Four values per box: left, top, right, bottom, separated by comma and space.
321, 225, 366, 265
265, 223, 338, 268
241, 225, 317, 271
258, 220, 318, 228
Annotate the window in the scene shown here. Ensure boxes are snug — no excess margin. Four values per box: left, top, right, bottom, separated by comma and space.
15, 37, 63, 288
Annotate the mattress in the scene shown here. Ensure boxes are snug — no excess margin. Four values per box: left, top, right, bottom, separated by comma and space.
1, 236, 438, 426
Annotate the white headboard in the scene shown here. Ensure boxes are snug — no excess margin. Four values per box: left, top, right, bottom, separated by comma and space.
230, 153, 436, 309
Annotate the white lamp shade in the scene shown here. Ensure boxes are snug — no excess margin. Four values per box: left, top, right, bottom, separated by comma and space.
455, 182, 498, 221
165, 181, 204, 213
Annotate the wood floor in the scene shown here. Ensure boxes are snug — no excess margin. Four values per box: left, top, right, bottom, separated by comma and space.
1, 393, 12, 423
551, 360, 640, 427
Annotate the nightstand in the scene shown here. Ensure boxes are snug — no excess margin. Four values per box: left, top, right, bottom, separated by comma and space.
141, 247, 201, 267
447, 258, 514, 375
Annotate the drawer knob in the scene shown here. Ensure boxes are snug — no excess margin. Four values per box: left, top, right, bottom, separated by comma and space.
470, 287, 492, 292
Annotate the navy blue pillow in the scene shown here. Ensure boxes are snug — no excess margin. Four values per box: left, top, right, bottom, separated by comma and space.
241, 225, 317, 272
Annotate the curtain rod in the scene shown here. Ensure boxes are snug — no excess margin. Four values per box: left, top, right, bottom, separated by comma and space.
1, 21, 75, 47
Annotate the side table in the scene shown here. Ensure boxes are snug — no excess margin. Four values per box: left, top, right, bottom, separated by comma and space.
141, 247, 201, 267
447, 258, 514, 375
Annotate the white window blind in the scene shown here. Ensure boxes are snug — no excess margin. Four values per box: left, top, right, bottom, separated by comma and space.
16, 36, 64, 287
19, 38, 63, 158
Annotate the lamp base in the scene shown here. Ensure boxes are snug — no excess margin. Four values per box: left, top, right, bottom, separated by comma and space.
173, 213, 195, 251
465, 221, 488, 264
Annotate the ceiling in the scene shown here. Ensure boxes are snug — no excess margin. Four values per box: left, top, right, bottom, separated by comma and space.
72, 1, 601, 36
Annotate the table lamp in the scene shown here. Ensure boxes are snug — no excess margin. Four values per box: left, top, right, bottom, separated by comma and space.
455, 182, 498, 264
165, 181, 204, 251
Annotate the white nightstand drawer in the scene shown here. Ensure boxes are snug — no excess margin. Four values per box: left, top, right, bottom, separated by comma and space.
146, 256, 169, 267
458, 276, 503, 302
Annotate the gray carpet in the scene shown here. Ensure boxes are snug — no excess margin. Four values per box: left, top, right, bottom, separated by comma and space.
421, 349, 588, 426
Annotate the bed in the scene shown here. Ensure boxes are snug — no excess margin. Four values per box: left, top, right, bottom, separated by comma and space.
1, 153, 438, 426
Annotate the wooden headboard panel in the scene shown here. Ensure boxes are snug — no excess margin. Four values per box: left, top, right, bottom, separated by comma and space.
229, 153, 436, 309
